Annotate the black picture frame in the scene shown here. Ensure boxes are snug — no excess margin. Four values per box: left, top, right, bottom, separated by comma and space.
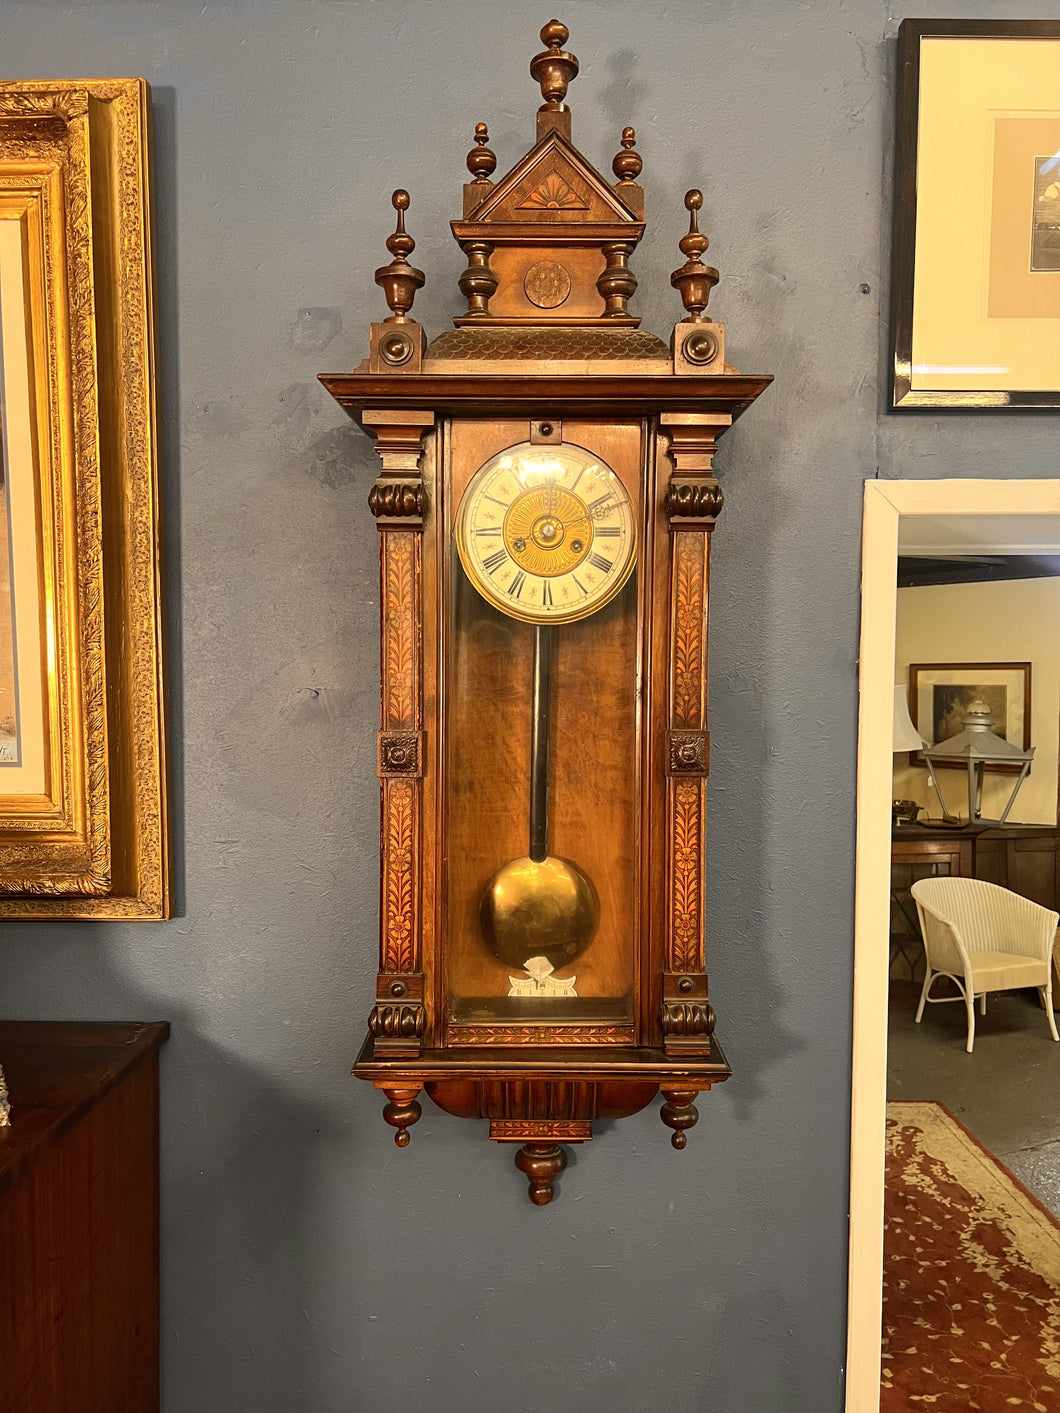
891, 19, 1060, 410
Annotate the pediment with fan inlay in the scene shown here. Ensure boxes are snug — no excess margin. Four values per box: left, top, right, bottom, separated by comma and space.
462, 131, 640, 228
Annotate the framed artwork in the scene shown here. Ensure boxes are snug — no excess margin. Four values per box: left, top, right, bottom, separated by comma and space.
891, 20, 1060, 408
0, 81, 167, 918
907, 662, 1031, 775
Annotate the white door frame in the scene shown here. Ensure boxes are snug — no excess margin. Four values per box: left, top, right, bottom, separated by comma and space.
846, 478, 1060, 1411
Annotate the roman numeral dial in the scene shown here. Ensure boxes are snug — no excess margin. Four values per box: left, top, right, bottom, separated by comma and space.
455, 440, 636, 625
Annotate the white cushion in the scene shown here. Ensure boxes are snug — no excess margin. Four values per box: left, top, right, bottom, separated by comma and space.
968, 951, 1049, 992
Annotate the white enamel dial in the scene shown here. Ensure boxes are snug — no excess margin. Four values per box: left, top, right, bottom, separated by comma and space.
454, 441, 636, 624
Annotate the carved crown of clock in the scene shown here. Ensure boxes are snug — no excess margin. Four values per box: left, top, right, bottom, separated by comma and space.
320, 21, 771, 1204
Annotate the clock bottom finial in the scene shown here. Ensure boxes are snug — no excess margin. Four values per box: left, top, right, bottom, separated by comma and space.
659, 1089, 700, 1149
514, 1142, 568, 1205
381, 1086, 423, 1147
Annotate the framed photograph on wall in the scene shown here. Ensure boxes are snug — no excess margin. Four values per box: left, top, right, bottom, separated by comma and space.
908, 662, 1031, 775
0, 81, 168, 918
892, 20, 1060, 408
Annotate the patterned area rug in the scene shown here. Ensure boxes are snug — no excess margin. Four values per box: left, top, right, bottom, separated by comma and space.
883, 1102, 1060, 1412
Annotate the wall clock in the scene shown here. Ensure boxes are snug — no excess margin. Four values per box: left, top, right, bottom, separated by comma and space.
321, 21, 771, 1202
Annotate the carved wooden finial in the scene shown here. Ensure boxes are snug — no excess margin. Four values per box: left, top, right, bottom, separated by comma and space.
530, 21, 579, 140
374, 189, 425, 322
612, 127, 642, 186
670, 190, 719, 323
466, 122, 497, 184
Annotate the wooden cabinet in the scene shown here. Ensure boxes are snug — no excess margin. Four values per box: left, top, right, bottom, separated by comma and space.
974, 826, 1060, 911
891, 830, 975, 879
0, 1021, 168, 1413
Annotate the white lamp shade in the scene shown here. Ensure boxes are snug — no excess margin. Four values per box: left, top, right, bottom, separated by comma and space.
893, 687, 925, 752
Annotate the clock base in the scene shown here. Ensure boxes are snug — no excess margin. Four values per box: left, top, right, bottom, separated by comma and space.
355, 1036, 732, 1203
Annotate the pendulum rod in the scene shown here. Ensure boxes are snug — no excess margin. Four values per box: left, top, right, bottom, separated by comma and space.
528, 624, 554, 864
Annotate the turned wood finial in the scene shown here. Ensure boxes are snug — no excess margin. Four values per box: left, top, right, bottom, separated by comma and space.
530, 21, 578, 138
670, 189, 719, 323
374, 189, 425, 323
381, 1087, 423, 1147
612, 127, 642, 185
515, 1142, 567, 1205
660, 1090, 700, 1150
466, 122, 496, 184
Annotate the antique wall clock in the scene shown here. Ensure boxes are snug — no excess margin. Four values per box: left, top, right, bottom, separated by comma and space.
321, 21, 771, 1203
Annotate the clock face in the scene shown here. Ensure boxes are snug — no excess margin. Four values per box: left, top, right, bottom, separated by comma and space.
454, 441, 636, 625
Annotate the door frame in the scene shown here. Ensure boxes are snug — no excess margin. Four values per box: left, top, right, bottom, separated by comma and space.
846, 478, 1060, 1411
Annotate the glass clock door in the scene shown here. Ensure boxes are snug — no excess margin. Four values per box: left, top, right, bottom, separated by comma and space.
442, 419, 646, 1034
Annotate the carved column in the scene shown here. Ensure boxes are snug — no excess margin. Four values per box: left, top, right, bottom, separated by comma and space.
363, 409, 434, 1057
597, 241, 637, 318
458, 240, 498, 318
660, 412, 731, 1057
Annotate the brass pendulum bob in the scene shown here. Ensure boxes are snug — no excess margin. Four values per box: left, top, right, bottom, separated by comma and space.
481, 625, 599, 970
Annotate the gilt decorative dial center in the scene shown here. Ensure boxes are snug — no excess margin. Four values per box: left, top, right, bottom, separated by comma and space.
455, 441, 636, 624
503, 484, 592, 577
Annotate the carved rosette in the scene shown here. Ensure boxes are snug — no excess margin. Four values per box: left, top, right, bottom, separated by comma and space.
378, 732, 422, 777
363, 411, 434, 1054
669, 731, 709, 775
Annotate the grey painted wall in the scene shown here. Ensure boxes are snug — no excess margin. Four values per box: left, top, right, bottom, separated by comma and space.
1, 2, 1057, 1410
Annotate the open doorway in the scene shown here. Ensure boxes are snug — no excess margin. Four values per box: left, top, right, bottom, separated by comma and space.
847, 480, 1060, 1412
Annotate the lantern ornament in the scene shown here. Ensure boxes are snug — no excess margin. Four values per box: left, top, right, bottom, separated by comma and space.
922, 699, 1035, 825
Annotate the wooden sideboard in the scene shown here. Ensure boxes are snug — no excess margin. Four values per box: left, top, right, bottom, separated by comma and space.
973, 825, 1060, 911
0, 1021, 169, 1413
891, 822, 1060, 981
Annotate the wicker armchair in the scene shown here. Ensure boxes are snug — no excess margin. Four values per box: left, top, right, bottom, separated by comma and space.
910, 876, 1060, 1054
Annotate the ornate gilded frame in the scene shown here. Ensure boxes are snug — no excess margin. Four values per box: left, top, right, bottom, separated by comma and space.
0, 81, 167, 918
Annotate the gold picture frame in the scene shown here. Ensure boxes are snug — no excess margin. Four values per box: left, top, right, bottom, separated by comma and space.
892, 20, 1060, 408
0, 80, 167, 918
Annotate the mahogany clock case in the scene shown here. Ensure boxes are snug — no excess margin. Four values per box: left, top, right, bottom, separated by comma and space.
320, 20, 772, 1200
